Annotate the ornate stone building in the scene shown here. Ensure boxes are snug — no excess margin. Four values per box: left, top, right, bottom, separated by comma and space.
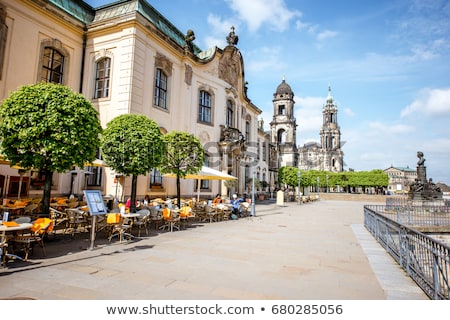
270, 79, 344, 172
0, 0, 273, 200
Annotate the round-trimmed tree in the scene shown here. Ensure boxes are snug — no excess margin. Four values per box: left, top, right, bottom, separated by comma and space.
0, 83, 102, 214
100, 114, 164, 212
159, 131, 204, 207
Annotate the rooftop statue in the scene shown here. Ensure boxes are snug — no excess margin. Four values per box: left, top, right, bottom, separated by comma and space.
226, 26, 239, 46
184, 29, 195, 53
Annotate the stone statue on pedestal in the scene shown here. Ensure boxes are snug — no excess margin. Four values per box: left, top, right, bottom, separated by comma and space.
408, 151, 442, 201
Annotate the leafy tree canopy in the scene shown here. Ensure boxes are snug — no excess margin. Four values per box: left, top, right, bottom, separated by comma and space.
278, 166, 389, 188
100, 114, 164, 176
159, 131, 204, 177
159, 131, 204, 207
0, 83, 102, 172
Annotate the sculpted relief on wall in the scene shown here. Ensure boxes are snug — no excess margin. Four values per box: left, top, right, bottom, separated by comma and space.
218, 50, 241, 89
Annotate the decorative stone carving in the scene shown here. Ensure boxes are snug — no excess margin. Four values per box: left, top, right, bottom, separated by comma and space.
184, 63, 192, 85
155, 52, 172, 77
184, 29, 195, 53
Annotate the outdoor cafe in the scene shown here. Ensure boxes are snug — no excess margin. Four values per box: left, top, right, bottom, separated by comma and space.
0, 185, 253, 268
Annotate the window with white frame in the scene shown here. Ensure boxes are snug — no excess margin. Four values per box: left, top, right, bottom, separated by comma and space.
198, 90, 211, 123
41, 47, 64, 84
245, 120, 250, 142
154, 68, 168, 109
226, 100, 234, 127
94, 57, 111, 99
150, 168, 163, 188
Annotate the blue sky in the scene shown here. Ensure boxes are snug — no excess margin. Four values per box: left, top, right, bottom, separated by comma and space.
86, 0, 450, 184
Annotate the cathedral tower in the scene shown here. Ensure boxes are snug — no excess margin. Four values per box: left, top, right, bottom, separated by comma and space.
270, 78, 298, 167
319, 85, 344, 171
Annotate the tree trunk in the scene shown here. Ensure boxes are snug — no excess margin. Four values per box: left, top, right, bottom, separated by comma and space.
176, 175, 181, 209
42, 169, 53, 216
130, 174, 138, 213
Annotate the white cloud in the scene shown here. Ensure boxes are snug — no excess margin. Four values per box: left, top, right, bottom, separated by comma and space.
295, 20, 310, 31
343, 108, 355, 117
245, 46, 287, 72
401, 87, 450, 118
368, 122, 416, 134
205, 13, 239, 48
317, 30, 338, 41
295, 96, 323, 143
225, 0, 301, 32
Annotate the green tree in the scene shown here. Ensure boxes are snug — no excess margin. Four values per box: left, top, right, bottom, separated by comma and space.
100, 114, 164, 212
0, 83, 102, 214
159, 131, 204, 207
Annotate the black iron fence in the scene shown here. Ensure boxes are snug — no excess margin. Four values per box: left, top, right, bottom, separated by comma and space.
364, 205, 450, 300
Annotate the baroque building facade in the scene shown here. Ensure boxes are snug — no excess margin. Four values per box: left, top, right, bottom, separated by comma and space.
0, 0, 276, 201
270, 79, 344, 172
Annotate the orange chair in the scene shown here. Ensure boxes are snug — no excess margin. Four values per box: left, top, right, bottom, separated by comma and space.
159, 207, 180, 232
106, 213, 132, 242
12, 218, 53, 260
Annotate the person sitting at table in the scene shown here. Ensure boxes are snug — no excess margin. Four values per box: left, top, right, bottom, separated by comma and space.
230, 194, 244, 216
143, 195, 150, 206
212, 194, 222, 204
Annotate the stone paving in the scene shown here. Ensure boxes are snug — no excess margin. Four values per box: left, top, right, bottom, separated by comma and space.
0, 199, 428, 300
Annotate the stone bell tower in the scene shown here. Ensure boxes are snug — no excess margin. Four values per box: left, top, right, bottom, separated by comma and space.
270, 77, 298, 167
319, 85, 344, 171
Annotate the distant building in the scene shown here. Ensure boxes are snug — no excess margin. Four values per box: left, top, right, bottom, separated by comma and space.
270, 79, 344, 172
298, 85, 344, 172
384, 166, 417, 194
269, 78, 298, 168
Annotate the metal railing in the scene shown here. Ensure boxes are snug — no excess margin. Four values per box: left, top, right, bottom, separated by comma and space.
364, 205, 450, 300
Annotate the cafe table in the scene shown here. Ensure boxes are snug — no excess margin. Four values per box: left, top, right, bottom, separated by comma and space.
0, 222, 32, 265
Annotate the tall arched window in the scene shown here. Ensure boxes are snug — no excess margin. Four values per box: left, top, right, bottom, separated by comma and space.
226, 100, 234, 127
198, 90, 211, 123
154, 68, 168, 109
245, 121, 250, 142
41, 47, 64, 84
94, 57, 111, 99
277, 129, 286, 144
150, 168, 163, 188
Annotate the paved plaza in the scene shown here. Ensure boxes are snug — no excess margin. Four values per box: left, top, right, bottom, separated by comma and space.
0, 199, 428, 300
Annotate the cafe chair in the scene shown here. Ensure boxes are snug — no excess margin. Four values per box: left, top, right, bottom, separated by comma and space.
49, 207, 68, 231
12, 217, 54, 261
106, 213, 132, 242
1, 239, 8, 268
179, 206, 194, 229
133, 209, 150, 237
64, 209, 88, 237
159, 207, 180, 232
22, 203, 39, 217
148, 206, 163, 229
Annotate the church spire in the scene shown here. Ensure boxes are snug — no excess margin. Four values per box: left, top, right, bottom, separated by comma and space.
327, 83, 333, 103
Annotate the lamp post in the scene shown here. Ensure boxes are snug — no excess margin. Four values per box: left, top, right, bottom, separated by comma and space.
317, 176, 320, 193
326, 174, 329, 193
251, 170, 256, 216
297, 170, 301, 206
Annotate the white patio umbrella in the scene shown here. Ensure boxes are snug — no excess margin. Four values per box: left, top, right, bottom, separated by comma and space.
164, 166, 237, 201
